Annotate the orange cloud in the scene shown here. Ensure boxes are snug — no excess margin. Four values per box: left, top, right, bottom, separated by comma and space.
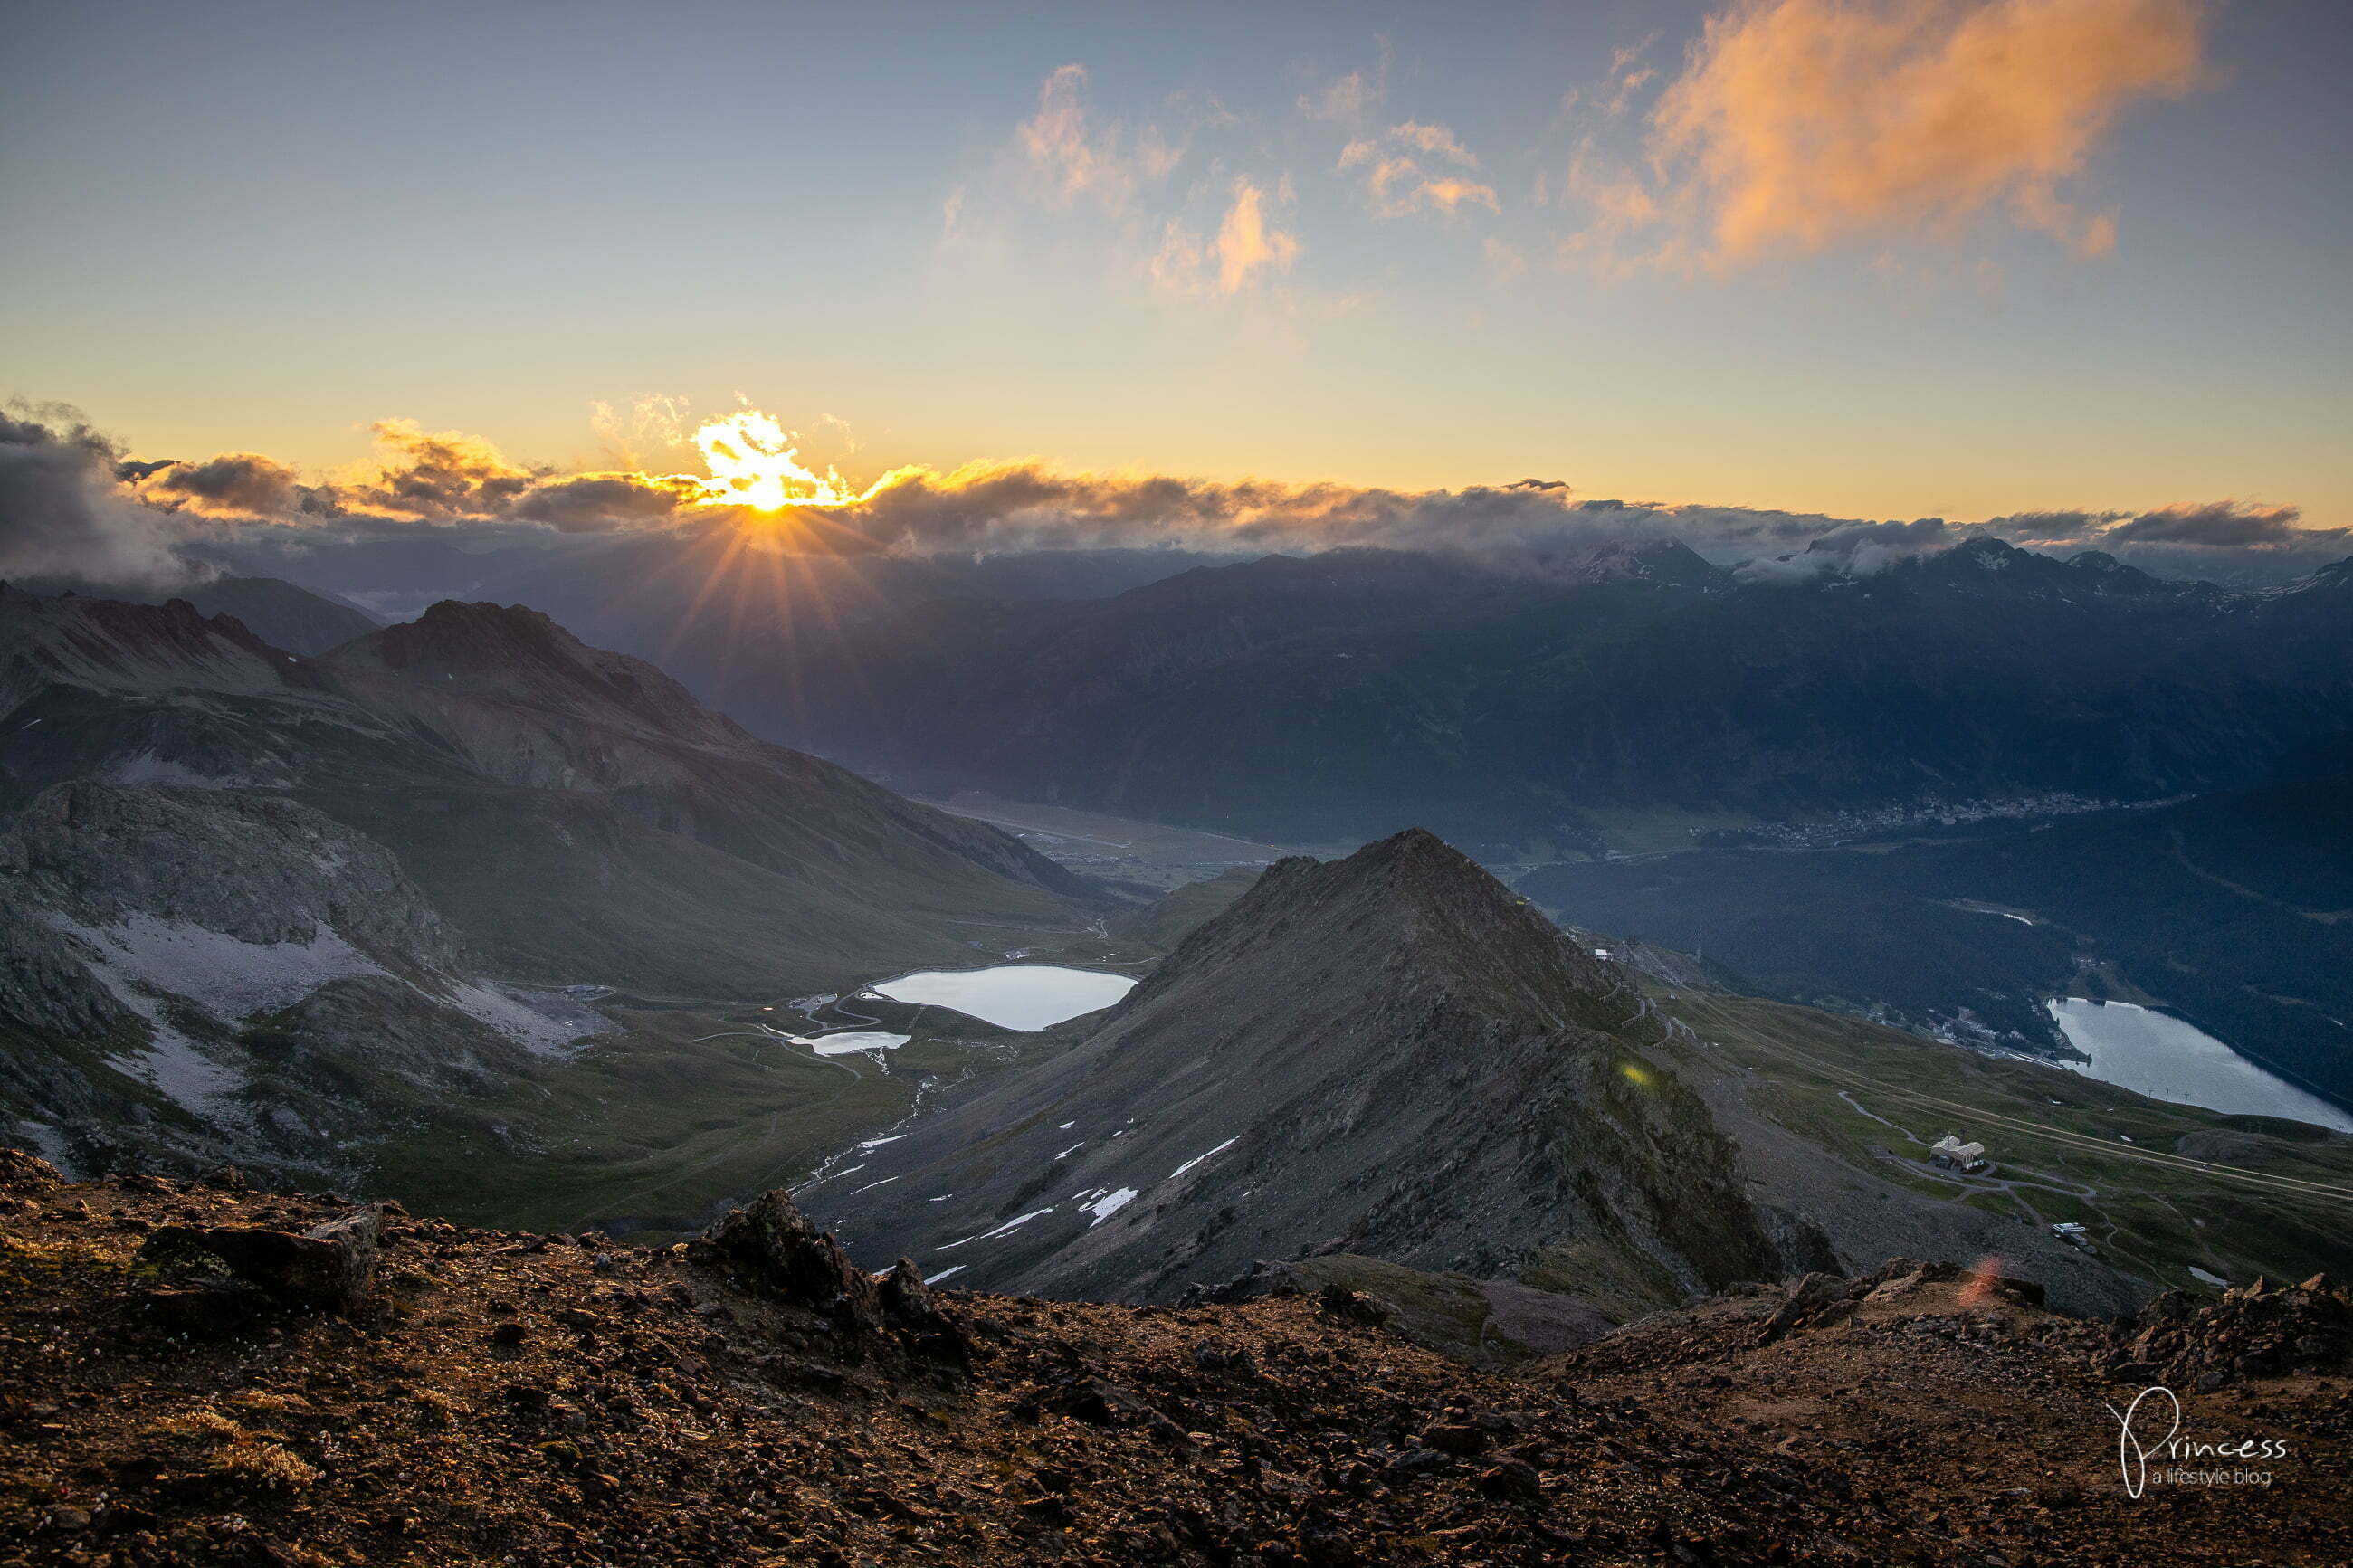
1216, 180, 1300, 292
1339, 123, 1501, 219
1646, 0, 2212, 266
338, 418, 538, 519
1018, 64, 1138, 214
129, 451, 302, 518
1153, 178, 1301, 298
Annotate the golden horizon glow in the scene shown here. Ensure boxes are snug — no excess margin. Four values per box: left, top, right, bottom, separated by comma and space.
688, 410, 891, 512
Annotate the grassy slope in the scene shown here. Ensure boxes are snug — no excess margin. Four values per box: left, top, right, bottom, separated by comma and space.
362, 1007, 1075, 1239
1652, 987, 2353, 1297
1106, 867, 1262, 947
363, 942, 1163, 1239
304, 781, 1091, 1000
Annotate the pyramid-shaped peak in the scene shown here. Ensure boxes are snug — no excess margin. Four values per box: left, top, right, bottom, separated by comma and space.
1156, 825, 1621, 1035
1338, 826, 1483, 879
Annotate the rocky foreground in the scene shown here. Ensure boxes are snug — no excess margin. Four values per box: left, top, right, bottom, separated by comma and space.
1, 1150, 2348, 1568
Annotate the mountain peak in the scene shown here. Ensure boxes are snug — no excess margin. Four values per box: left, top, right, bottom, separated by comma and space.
319, 598, 750, 754
1949, 535, 2020, 565
378, 598, 576, 670
816, 827, 1785, 1305
1166, 827, 1623, 1037
1333, 823, 1456, 870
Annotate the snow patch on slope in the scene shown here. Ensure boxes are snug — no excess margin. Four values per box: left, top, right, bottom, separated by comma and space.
41, 913, 602, 1082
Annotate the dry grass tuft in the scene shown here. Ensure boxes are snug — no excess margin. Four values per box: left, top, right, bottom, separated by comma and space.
211, 1440, 321, 1491
144, 1408, 247, 1445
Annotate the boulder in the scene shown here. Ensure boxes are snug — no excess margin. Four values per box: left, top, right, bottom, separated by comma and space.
1754, 1272, 1852, 1345
136, 1206, 381, 1313
2112, 1272, 2351, 1389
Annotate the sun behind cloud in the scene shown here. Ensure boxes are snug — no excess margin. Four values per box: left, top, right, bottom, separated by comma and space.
688, 411, 891, 512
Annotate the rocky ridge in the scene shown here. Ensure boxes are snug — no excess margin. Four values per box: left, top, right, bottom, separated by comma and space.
1, 1154, 2346, 1567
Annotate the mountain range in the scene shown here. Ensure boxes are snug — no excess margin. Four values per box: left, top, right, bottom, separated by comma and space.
711, 538, 2353, 855
6, 567, 2350, 1326
0, 583, 1107, 1200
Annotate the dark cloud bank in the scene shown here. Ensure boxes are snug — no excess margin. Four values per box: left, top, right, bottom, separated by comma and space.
3, 404, 2343, 596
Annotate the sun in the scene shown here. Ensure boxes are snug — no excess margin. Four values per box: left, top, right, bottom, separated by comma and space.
689, 410, 885, 512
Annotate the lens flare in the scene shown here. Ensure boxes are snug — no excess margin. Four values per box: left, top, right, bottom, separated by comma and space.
1958, 1255, 2012, 1307
690, 410, 886, 511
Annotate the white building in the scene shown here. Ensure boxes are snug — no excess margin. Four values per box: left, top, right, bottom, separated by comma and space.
1930, 1134, 1988, 1171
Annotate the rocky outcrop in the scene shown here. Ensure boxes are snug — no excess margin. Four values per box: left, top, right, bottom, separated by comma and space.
701, 1189, 967, 1361
2110, 1273, 2351, 1391
8, 1164, 2349, 1566
0, 782, 581, 1181
0, 1146, 62, 1193
701, 1188, 881, 1329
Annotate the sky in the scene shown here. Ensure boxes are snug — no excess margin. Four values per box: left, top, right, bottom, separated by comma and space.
4, 0, 2350, 550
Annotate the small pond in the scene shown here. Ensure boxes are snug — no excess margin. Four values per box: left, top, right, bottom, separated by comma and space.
871, 965, 1138, 1031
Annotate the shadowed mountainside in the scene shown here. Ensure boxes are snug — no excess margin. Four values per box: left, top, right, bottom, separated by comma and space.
732, 541, 2353, 854
0, 589, 1100, 998
0, 588, 1112, 1194
814, 830, 1807, 1313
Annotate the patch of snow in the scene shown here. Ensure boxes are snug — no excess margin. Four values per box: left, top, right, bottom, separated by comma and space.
47, 912, 376, 1021
44, 911, 597, 1061
2187, 1265, 2230, 1287
938, 1208, 1056, 1250
849, 1175, 900, 1196
1058, 1121, 1076, 1130
103, 752, 265, 790
1085, 1188, 1138, 1226
450, 982, 608, 1056
857, 1133, 907, 1151
927, 1193, 955, 1202
1169, 1137, 1237, 1180
1054, 1142, 1085, 1160
926, 1265, 967, 1285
